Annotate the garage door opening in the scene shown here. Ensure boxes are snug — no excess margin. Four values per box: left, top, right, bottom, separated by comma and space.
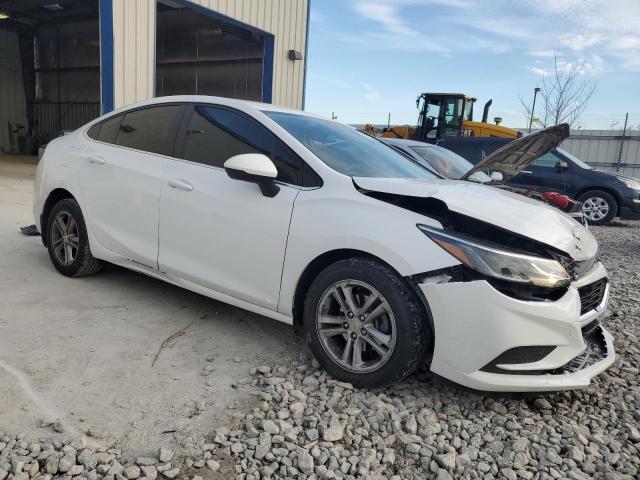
0, 0, 100, 154
156, 0, 272, 102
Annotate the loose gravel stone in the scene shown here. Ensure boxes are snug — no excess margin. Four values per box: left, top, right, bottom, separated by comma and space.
141, 466, 157, 480
297, 449, 314, 474
320, 416, 344, 442
162, 468, 179, 479
124, 466, 141, 479
158, 448, 173, 463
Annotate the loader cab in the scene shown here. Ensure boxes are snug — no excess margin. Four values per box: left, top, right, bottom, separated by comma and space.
415, 93, 475, 143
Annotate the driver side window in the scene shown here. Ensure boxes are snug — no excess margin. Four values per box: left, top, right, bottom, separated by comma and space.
534, 151, 560, 168
181, 105, 320, 187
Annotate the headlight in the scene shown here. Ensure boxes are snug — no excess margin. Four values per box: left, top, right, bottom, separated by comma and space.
418, 225, 570, 288
620, 178, 640, 191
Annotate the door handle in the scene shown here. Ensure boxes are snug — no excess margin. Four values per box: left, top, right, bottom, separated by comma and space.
521, 170, 533, 174
168, 179, 193, 192
88, 155, 105, 165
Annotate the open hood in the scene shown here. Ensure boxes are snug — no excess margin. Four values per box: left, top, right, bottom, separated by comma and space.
460, 124, 570, 180
353, 176, 597, 261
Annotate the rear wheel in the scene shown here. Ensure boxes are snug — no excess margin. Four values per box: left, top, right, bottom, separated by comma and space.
303, 258, 429, 387
578, 190, 617, 225
46, 198, 102, 277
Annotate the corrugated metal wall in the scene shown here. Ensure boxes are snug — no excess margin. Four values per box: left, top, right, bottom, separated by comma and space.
561, 130, 640, 177
112, 0, 308, 110
0, 29, 28, 152
113, 0, 156, 107
33, 103, 101, 141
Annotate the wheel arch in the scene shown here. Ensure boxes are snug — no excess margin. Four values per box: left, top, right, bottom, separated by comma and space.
575, 186, 622, 215
292, 249, 377, 326
291, 248, 436, 370
41, 188, 77, 246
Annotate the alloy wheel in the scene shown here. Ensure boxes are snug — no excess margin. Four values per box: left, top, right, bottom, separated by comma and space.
582, 197, 610, 222
50, 211, 79, 266
316, 280, 397, 373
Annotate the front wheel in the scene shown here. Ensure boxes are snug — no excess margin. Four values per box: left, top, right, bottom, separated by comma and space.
578, 190, 617, 226
303, 258, 429, 388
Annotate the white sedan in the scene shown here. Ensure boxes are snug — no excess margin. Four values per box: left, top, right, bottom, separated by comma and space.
33, 96, 614, 391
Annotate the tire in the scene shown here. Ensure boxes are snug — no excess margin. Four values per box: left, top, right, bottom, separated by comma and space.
578, 190, 617, 226
46, 198, 102, 277
303, 258, 429, 388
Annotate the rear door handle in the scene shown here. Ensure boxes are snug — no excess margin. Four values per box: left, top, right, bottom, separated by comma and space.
168, 179, 193, 192
88, 155, 105, 165
521, 170, 533, 174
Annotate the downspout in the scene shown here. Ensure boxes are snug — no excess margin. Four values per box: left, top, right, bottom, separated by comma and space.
301, 0, 311, 110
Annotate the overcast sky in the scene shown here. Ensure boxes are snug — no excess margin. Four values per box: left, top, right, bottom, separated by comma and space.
304, 0, 640, 129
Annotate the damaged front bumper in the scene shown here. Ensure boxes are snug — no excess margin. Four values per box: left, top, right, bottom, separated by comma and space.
420, 261, 615, 392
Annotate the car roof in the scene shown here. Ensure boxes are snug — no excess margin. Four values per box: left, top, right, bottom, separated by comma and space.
381, 138, 437, 148
106, 95, 324, 119
437, 136, 512, 145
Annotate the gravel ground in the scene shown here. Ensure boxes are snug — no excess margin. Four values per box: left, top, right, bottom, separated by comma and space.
2, 221, 639, 480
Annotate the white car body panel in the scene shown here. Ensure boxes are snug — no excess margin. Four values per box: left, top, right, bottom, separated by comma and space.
33, 95, 614, 392
353, 176, 597, 261
80, 140, 168, 268
158, 159, 299, 310
422, 263, 613, 392
277, 177, 461, 316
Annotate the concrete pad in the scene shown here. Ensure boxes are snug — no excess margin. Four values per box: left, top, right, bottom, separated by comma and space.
0, 154, 305, 453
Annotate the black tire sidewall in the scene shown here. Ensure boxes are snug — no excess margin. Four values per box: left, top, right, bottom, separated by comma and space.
46, 199, 92, 276
303, 258, 428, 388
579, 190, 617, 225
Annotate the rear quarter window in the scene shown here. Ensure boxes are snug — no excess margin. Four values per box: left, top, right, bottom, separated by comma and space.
87, 123, 101, 140
88, 114, 124, 144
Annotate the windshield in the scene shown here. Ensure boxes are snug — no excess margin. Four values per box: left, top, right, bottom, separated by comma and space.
558, 148, 591, 169
263, 111, 438, 179
409, 145, 492, 182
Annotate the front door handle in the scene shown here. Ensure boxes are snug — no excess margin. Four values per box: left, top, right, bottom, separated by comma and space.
88, 155, 105, 165
168, 179, 193, 192
521, 170, 533, 174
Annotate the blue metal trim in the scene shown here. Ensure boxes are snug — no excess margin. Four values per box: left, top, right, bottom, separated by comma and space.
175, 0, 273, 36
158, 0, 275, 103
262, 35, 274, 103
302, 0, 310, 110
99, 0, 114, 114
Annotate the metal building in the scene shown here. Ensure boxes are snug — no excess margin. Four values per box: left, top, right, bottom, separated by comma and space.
0, 0, 310, 154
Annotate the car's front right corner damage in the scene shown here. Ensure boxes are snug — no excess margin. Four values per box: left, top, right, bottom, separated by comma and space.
411, 255, 614, 392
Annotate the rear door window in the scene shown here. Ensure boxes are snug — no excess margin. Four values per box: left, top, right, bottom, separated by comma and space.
115, 106, 181, 156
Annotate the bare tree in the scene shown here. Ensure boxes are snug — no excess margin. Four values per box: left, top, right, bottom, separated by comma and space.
520, 50, 597, 128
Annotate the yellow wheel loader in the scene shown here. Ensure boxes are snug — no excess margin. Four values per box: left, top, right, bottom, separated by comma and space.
366, 92, 521, 143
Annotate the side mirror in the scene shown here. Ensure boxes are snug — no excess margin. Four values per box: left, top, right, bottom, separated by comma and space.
556, 160, 569, 171
490, 171, 503, 182
224, 153, 280, 197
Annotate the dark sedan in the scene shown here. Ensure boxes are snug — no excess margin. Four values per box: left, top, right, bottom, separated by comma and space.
438, 137, 640, 225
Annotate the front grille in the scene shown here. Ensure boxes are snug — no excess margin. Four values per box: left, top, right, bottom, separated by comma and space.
552, 324, 608, 374
578, 278, 608, 315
